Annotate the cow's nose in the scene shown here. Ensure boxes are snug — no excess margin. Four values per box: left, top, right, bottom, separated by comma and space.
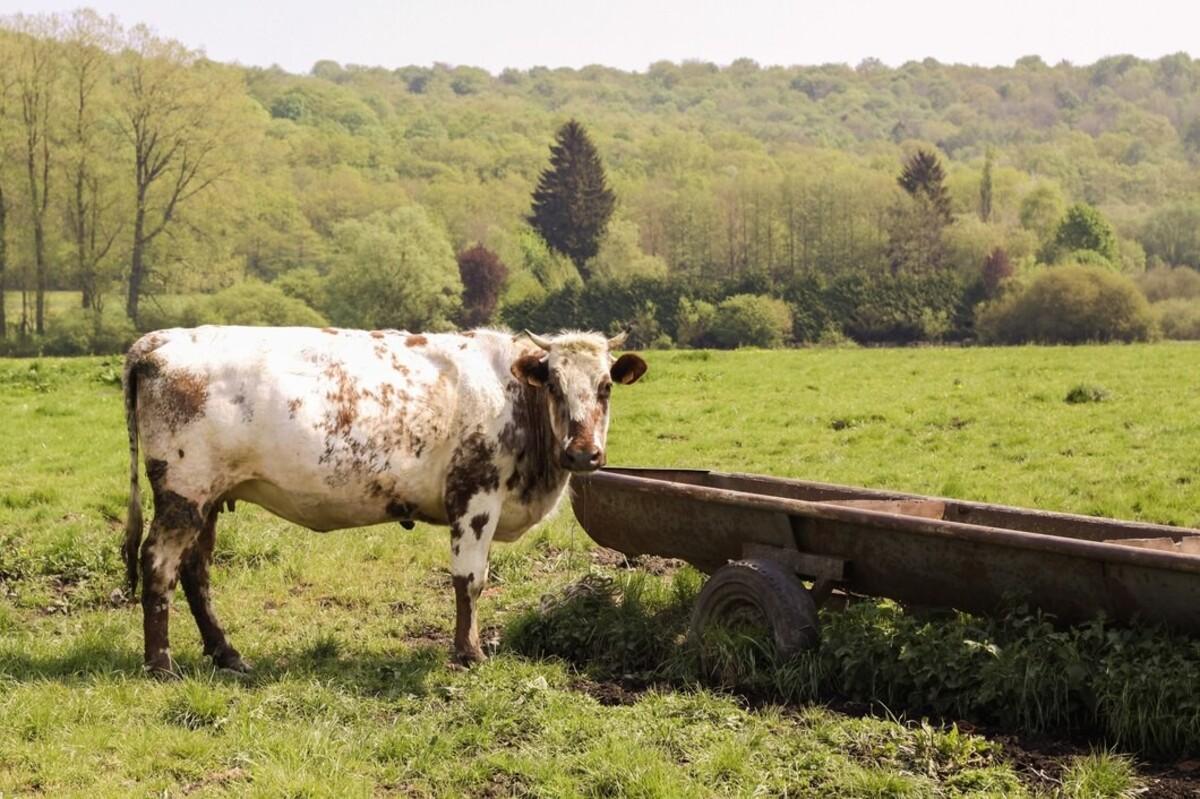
564, 447, 604, 471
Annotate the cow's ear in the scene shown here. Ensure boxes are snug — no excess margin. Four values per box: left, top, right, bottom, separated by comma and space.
611, 353, 647, 385
511, 354, 550, 387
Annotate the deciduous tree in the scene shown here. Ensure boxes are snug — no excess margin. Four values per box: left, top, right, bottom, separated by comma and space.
115, 25, 241, 323
62, 9, 122, 311
325, 206, 461, 330
456, 244, 507, 328
6, 14, 59, 334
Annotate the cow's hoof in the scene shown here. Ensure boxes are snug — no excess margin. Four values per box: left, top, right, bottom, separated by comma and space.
211, 647, 250, 671
453, 646, 486, 667
145, 658, 181, 681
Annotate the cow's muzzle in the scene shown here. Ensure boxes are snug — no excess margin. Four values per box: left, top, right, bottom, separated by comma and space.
561, 445, 605, 472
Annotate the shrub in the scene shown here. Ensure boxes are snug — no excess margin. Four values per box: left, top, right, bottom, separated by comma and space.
1154, 298, 1200, 340
500, 276, 694, 339
205, 280, 328, 327
134, 282, 327, 332
822, 272, 971, 344
1136, 265, 1200, 302
275, 267, 330, 312
1048, 204, 1119, 265
1065, 384, 1110, 404
710, 294, 792, 348
42, 308, 138, 356
674, 297, 718, 348
980, 247, 1013, 298
325, 206, 462, 331
456, 244, 508, 328
976, 264, 1156, 344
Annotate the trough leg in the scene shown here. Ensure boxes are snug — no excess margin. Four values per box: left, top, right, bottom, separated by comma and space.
448, 494, 500, 665
179, 508, 250, 673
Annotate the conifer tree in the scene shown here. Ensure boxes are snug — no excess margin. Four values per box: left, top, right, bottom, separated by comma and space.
979, 148, 994, 223
528, 119, 615, 281
898, 148, 952, 223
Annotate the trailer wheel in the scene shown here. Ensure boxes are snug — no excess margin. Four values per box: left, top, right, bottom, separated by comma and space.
689, 558, 819, 661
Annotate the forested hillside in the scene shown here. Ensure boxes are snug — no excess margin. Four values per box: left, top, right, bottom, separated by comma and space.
2, 10, 1200, 352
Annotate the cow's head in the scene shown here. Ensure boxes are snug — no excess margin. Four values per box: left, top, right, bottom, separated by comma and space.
511, 330, 647, 472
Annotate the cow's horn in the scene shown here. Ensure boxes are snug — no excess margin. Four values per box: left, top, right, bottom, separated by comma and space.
607, 330, 628, 349
523, 330, 554, 350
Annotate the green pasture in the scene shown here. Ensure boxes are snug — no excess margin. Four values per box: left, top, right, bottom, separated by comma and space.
2, 344, 1198, 796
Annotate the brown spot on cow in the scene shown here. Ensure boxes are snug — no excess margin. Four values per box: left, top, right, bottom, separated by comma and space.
154, 368, 209, 433
321, 327, 338, 335
462, 331, 475, 338
444, 431, 500, 521
406, 335, 427, 347
231, 391, 254, 423
146, 457, 168, 485
370, 330, 385, 339
287, 398, 303, 419
322, 362, 361, 435
469, 513, 489, 540
499, 381, 561, 503
145, 458, 204, 532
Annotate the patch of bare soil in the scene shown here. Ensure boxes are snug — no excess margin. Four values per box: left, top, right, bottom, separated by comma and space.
994, 733, 1200, 797
569, 676, 646, 706
589, 546, 685, 576
181, 767, 248, 795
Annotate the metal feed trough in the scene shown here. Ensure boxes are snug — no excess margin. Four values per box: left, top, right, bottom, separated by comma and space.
570, 467, 1200, 656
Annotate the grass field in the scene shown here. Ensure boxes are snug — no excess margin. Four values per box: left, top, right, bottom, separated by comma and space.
2, 344, 1199, 796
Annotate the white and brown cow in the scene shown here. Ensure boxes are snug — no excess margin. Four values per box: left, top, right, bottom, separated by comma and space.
122, 325, 647, 676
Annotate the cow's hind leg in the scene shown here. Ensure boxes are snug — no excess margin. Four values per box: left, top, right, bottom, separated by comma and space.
449, 496, 501, 665
180, 507, 250, 673
140, 517, 199, 678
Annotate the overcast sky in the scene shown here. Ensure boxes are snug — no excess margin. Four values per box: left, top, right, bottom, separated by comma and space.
6, 0, 1198, 74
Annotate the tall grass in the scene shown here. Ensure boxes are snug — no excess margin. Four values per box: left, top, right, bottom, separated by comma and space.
508, 573, 1200, 758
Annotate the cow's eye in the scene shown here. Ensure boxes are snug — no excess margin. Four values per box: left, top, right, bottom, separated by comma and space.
547, 383, 562, 399
598, 382, 612, 400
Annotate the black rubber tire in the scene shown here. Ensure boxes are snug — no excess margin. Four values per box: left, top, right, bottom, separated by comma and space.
689, 558, 819, 660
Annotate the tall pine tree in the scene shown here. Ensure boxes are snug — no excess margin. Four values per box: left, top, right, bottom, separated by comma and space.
979, 148, 994, 222
889, 148, 953, 274
898, 148, 952, 223
528, 119, 615, 281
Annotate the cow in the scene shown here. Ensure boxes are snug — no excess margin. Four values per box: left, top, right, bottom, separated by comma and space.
121, 325, 647, 677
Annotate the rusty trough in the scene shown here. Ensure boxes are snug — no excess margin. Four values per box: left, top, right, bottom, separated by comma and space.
570, 467, 1200, 655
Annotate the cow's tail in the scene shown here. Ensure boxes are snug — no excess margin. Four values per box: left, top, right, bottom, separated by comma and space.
122, 352, 144, 599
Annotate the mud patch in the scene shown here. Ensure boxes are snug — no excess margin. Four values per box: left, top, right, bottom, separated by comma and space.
590, 547, 685, 576
570, 676, 644, 706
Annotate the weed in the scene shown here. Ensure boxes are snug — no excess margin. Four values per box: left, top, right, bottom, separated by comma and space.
1065, 384, 1110, 404
163, 681, 233, 731
1059, 751, 1140, 799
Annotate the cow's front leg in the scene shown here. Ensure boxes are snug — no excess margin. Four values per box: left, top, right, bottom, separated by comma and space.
448, 494, 501, 665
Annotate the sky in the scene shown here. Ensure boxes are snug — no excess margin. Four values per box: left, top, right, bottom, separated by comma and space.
5, 0, 1199, 75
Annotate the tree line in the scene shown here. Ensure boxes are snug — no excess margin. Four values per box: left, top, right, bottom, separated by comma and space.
1, 10, 1199, 353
